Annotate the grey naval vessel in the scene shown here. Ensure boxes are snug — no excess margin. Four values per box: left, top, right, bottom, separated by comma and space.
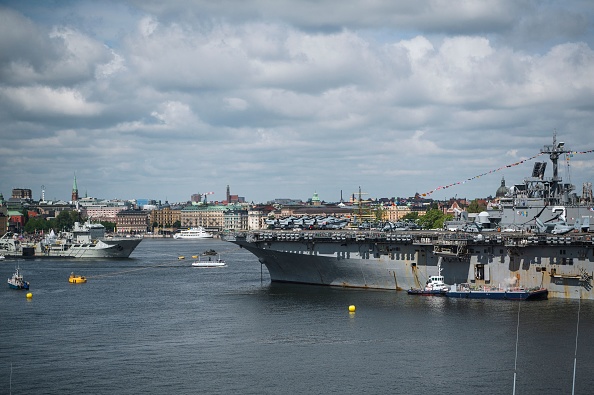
0, 221, 142, 259
228, 136, 594, 300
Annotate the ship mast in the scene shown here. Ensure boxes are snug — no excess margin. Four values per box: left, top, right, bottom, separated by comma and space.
540, 132, 570, 203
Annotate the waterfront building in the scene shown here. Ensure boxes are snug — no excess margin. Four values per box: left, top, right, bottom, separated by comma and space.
223, 207, 248, 231
150, 206, 181, 232
115, 210, 149, 234
77, 198, 132, 222
181, 205, 226, 231
382, 205, 412, 222
247, 206, 275, 230
180, 204, 251, 232
0, 206, 8, 234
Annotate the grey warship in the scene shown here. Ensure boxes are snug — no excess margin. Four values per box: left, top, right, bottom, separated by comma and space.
0, 221, 142, 259
228, 135, 594, 299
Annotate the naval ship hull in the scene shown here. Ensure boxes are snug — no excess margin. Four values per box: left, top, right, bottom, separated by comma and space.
230, 230, 594, 300
1, 237, 142, 259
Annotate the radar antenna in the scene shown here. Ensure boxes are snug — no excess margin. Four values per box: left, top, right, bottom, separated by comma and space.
540, 131, 572, 203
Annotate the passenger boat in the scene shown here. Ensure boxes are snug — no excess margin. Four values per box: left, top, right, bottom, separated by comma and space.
191, 254, 226, 267
8, 267, 30, 290
173, 227, 214, 239
445, 284, 548, 300
69, 273, 87, 283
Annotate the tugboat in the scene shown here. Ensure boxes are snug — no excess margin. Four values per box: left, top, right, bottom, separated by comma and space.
8, 267, 30, 290
408, 261, 449, 296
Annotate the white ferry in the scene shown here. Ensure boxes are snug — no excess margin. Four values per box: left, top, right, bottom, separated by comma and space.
173, 227, 214, 239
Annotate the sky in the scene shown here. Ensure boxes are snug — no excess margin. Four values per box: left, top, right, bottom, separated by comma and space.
1, 1, 594, 204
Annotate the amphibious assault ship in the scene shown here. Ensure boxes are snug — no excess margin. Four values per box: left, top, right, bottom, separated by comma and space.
228, 135, 594, 299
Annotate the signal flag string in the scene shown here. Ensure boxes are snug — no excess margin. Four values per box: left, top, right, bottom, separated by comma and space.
421, 148, 594, 197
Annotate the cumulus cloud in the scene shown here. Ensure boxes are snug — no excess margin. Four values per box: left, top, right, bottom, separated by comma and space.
0, 1, 593, 203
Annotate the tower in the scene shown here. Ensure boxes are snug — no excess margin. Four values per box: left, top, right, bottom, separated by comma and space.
72, 173, 79, 202
226, 185, 230, 203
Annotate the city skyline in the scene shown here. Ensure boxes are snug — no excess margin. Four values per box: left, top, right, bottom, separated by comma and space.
1, 1, 594, 203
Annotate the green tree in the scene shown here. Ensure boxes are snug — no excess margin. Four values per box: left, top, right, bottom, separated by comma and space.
417, 209, 452, 229
100, 221, 116, 232
467, 199, 487, 213
24, 217, 50, 234
55, 210, 81, 231
401, 211, 419, 221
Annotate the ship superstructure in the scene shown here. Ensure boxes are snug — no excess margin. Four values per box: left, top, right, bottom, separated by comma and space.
486, 134, 593, 231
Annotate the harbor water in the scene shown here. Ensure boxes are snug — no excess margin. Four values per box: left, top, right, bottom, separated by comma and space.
1, 238, 593, 394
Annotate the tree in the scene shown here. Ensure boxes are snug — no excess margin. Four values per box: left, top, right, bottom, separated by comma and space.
24, 217, 51, 234
100, 221, 116, 232
467, 199, 487, 213
417, 209, 453, 229
401, 211, 419, 221
55, 210, 81, 231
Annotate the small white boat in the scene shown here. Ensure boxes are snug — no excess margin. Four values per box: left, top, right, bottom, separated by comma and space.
173, 227, 214, 239
192, 254, 226, 268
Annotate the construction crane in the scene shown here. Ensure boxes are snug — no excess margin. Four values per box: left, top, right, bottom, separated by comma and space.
199, 191, 214, 203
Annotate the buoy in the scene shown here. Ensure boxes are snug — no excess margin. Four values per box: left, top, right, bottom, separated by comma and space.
178, 256, 185, 260
192, 255, 198, 259
26, 293, 33, 299
348, 305, 356, 312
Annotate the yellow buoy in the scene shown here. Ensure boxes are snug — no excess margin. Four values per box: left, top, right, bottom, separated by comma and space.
192, 255, 198, 259
178, 256, 185, 260
26, 292, 33, 299
348, 305, 356, 312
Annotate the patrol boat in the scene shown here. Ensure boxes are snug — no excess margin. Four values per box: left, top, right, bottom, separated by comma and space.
228, 135, 594, 300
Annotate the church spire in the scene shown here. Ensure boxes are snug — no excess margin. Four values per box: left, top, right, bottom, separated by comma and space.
72, 173, 79, 202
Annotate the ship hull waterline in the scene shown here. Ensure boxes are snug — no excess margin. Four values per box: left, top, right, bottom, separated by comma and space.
231, 232, 594, 300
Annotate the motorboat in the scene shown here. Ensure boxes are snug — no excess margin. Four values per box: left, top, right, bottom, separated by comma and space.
192, 254, 226, 268
173, 227, 214, 239
8, 267, 30, 290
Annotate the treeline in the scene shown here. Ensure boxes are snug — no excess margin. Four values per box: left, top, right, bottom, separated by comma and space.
23, 211, 115, 234
399, 199, 486, 229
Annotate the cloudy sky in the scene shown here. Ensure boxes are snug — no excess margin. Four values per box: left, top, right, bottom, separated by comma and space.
1, 1, 593, 204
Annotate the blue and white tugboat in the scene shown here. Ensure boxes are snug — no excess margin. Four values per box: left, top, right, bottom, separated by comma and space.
7, 266, 30, 290
408, 262, 449, 296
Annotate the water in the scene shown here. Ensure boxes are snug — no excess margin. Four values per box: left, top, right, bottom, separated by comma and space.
1, 238, 593, 394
